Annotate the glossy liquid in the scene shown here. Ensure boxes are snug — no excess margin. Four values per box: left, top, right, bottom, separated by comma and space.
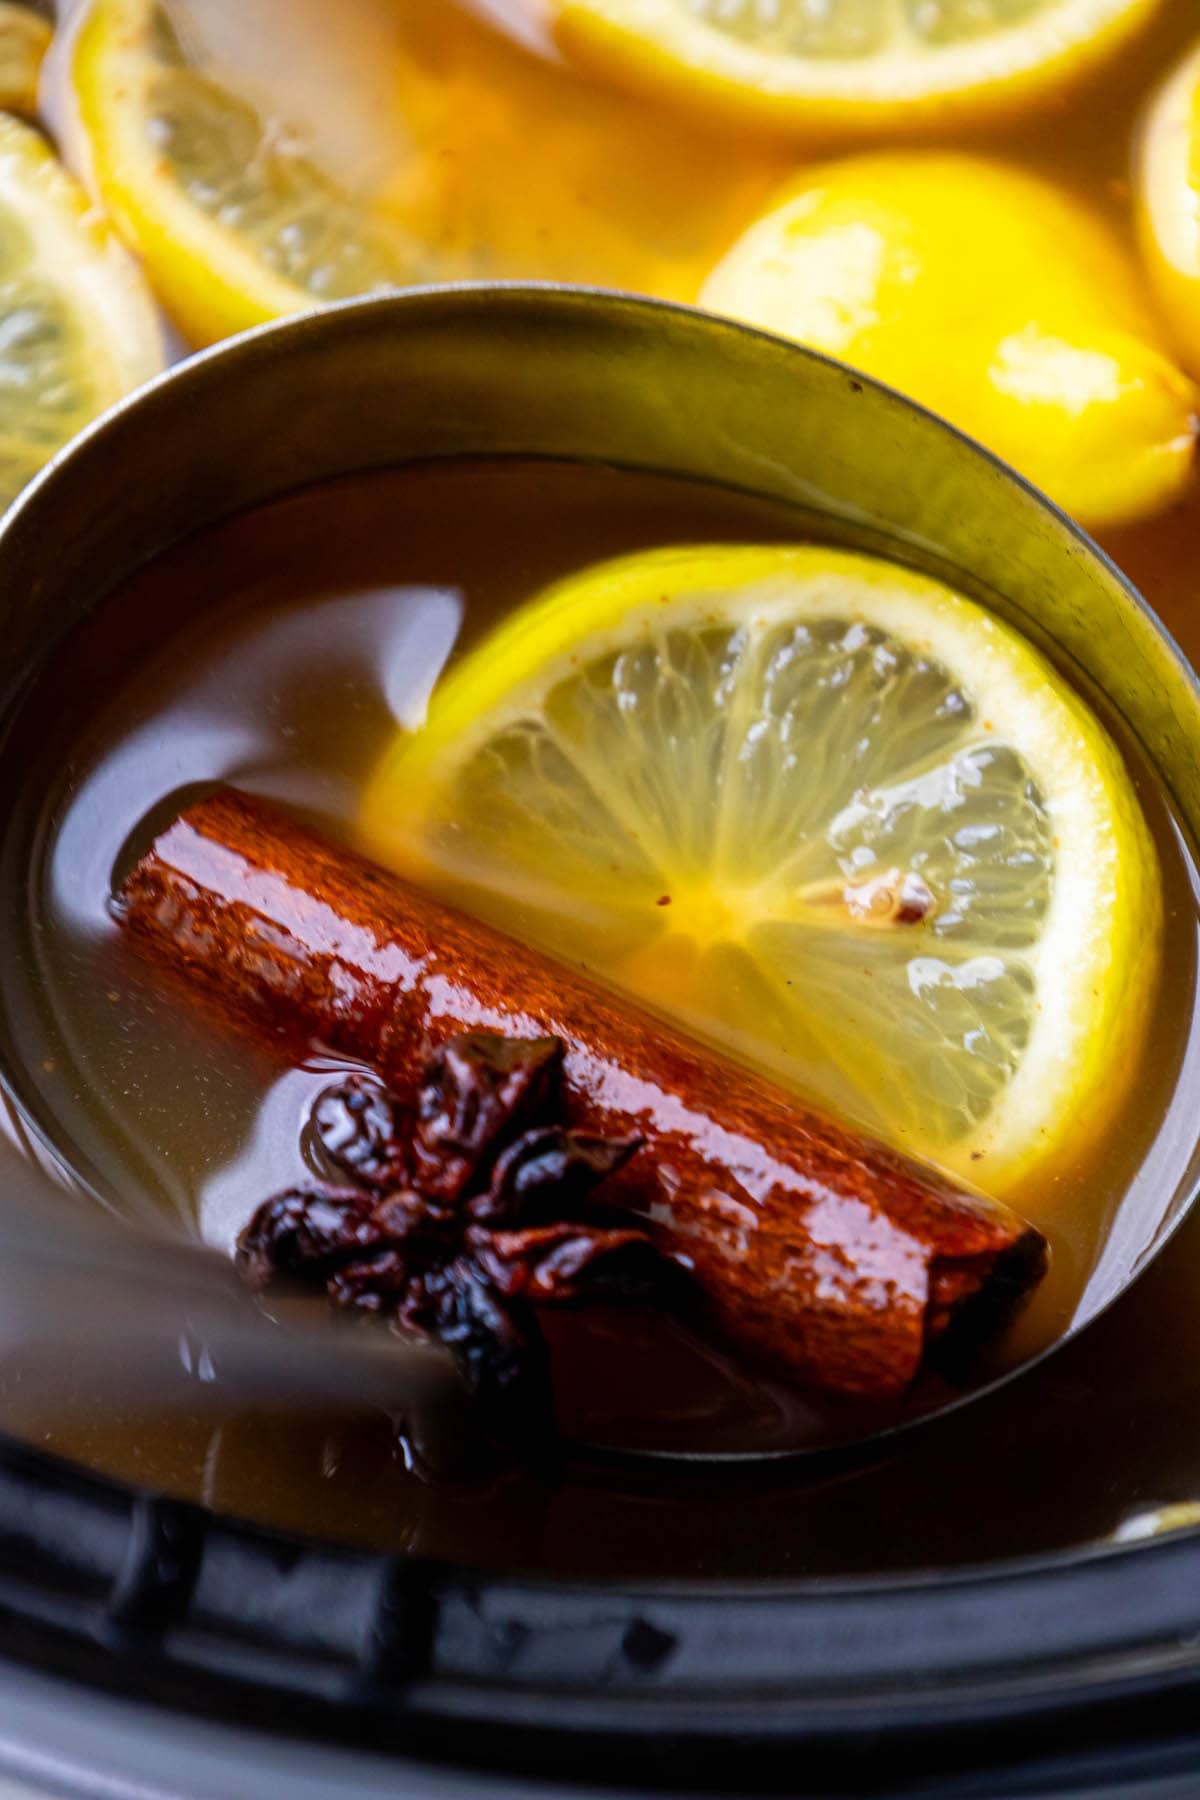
0, 457, 1198, 1573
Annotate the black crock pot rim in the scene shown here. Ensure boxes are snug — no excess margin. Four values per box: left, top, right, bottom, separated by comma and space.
1, 1417, 1200, 1794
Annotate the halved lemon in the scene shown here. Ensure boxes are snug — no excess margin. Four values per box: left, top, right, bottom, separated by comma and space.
362, 545, 1159, 1189
0, 109, 164, 512
69, 0, 431, 346
1136, 35, 1200, 375
0, 3, 51, 118
556, 0, 1160, 137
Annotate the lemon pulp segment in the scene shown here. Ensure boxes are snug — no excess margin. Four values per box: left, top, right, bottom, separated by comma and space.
556, 0, 1160, 136
363, 545, 1159, 1190
0, 110, 164, 513
70, 0, 431, 345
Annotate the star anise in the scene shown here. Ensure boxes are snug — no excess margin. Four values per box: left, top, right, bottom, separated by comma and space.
236, 1031, 679, 1443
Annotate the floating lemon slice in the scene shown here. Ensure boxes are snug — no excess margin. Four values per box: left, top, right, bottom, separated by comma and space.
556, 0, 1158, 136
0, 3, 51, 118
363, 545, 1160, 1189
1136, 35, 1200, 375
69, 0, 431, 345
0, 110, 163, 513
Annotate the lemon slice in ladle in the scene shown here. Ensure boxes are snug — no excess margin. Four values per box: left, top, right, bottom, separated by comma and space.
363, 545, 1160, 1189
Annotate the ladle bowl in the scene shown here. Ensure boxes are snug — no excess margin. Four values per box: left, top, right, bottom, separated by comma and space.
0, 284, 1197, 1463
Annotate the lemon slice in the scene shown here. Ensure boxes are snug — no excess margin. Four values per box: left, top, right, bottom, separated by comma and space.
363, 545, 1159, 1188
0, 3, 51, 118
556, 0, 1158, 136
1136, 35, 1200, 375
0, 109, 164, 513
69, 0, 431, 346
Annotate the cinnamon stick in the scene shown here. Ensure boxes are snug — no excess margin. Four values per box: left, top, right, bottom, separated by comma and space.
115, 789, 1045, 1401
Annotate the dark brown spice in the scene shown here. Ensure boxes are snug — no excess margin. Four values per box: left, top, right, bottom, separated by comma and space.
237, 1030, 677, 1440
411, 1032, 561, 1202
237, 1187, 386, 1287
310, 1077, 408, 1191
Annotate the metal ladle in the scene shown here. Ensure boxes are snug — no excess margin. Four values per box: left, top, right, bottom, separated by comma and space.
0, 288, 1197, 1462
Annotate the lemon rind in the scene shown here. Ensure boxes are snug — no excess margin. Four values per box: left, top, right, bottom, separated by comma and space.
1136, 37, 1200, 374
557, 0, 1160, 135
